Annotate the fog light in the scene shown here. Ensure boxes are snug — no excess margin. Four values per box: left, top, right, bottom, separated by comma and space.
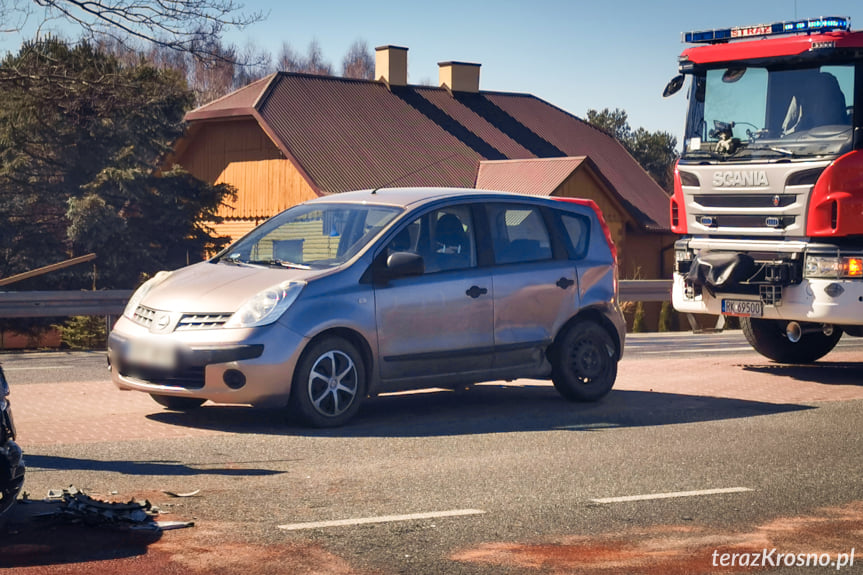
223, 369, 246, 389
824, 283, 845, 298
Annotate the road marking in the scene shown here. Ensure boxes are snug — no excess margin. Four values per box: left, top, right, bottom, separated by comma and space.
638, 348, 754, 355
3, 366, 69, 371
591, 487, 753, 504
278, 508, 486, 531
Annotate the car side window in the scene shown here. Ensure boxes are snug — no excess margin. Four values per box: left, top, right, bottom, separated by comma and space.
559, 212, 590, 259
383, 206, 477, 274
487, 204, 553, 265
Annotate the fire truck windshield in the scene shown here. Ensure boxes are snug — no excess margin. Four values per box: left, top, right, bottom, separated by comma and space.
681, 64, 855, 162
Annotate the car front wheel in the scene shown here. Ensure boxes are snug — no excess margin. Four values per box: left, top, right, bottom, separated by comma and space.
289, 336, 366, 428
551, 321, 618, 402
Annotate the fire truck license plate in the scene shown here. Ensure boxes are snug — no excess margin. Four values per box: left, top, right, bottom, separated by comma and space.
721, 299, 763, 318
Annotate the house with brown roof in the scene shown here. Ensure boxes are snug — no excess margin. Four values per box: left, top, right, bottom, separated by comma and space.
171, 45, 675, 285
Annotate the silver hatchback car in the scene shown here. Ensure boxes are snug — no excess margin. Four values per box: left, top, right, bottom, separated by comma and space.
108, 188, 625, 427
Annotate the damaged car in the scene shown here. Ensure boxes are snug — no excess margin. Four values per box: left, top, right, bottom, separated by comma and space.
0, 365, 24, 517
108, 188, 625, 427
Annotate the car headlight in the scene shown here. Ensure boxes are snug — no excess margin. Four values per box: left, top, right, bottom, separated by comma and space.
804, 255, 863, 279
123, 271, 174, 319
225, 281, 305, 328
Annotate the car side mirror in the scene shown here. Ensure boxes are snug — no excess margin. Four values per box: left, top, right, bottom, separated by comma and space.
385, 252, 424, 280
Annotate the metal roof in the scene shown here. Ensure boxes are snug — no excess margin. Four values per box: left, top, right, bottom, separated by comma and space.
185, 73, 671, 231
476, 157, 588, 197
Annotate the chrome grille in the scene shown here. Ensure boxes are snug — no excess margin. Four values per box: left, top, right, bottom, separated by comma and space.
132, 305, 157, 328
176, 313, 232, 331
131, 306, 231, 331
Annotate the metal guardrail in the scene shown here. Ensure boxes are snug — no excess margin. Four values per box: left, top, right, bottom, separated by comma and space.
619, 279, 673, 303
0, 290, 132, 318
0, 280, 673, 319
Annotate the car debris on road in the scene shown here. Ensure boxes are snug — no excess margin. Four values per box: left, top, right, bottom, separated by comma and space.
19, 486, 194, 532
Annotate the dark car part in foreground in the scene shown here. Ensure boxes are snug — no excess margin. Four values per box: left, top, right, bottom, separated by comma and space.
0, 365, 24, 517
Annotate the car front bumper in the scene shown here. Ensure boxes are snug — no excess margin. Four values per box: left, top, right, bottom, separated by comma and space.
108, 315, 309, 407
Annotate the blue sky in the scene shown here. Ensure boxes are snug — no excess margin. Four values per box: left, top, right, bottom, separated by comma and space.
5, 0, 863, 146
222, 0, 863, 146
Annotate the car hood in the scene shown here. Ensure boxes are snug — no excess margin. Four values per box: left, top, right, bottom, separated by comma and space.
141, 261, 329, 313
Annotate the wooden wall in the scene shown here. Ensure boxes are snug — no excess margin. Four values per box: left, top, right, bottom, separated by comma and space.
176, 118, 318, 241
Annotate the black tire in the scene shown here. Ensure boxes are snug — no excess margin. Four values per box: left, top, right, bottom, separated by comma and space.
551, 321, 618, 402
289, 336, 366, 428
0, 458, 24, 518
741, 317, 842, 363
150, 394, 206, 411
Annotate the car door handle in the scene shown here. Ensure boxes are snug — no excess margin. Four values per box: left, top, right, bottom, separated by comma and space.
466, 285, 488, 299
556, 277, 575, 289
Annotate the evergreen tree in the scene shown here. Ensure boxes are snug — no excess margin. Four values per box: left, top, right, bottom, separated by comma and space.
0, 39, 234, 290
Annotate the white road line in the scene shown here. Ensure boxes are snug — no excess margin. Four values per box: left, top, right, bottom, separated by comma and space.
591, 487, 753, 504
639, 347, 754, 355
3, 366, 69, 371
278, 508, 486, 531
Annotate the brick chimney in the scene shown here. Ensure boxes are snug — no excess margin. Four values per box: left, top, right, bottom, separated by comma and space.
375, 45, 408, 87
438, 61, 481, 93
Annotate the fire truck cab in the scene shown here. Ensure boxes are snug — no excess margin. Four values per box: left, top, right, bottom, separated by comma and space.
665, 17, 863, 362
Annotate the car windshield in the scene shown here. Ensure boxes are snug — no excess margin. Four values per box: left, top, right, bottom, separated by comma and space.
216, 202, 402, 269
682, 64, 854, 162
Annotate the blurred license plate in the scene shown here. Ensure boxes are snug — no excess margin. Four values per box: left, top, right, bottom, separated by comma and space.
721, 299, 763, 318
126, 340, 178, 369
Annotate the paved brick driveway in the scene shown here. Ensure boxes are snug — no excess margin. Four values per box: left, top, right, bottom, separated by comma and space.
11, 348, 863, 447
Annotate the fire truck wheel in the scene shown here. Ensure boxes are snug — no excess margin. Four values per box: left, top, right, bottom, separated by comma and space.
150, 394, 206, 411
741, 317, 842, 363
551, 321, 618, 402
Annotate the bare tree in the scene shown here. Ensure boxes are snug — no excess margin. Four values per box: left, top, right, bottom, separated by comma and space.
341, 39, 373, 80
0, 0, 264, 62
302, 39, 331, 76
232, 40, 272, 89
190, 38, 237, 103
277, 41, 302, 73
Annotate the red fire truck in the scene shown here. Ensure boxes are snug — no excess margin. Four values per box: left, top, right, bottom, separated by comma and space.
665, 17, 863, 362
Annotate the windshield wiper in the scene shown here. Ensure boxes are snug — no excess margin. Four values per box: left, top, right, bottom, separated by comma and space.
220, 254, 250, 266
249, 259, 312, 270
743, 145, 802, 158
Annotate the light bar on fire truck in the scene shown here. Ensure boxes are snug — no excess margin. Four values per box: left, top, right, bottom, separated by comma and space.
684, 16, 850, 44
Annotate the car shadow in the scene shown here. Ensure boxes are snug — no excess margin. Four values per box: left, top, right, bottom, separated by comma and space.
741, 361, 863, 385
145, 384, 812, 438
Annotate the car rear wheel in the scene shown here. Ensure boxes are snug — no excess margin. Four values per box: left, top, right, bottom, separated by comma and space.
150, 394, 205, 411
289, 336, 366, 428
551, 321, 618, 402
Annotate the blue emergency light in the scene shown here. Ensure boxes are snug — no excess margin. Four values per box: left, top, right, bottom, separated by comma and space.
684, 16, 850, 44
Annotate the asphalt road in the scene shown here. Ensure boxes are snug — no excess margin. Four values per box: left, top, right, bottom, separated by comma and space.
2, 331, 863, 574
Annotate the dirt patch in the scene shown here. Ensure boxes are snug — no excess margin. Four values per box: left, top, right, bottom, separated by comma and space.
0, 499, 373, 575
451, 501, 863, 574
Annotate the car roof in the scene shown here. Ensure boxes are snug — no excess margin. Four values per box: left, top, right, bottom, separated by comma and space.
309, 187, 560, 209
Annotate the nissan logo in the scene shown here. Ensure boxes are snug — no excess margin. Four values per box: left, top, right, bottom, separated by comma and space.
153, 312, 173, 333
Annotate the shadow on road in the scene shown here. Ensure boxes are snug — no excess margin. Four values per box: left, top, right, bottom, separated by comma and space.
741, 361, 863, 385
22, 454, 286, 477
0, 503, 162, 568
145, 385, 812, 438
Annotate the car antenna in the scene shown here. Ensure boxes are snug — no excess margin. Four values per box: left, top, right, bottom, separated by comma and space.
370, 153, 460, 194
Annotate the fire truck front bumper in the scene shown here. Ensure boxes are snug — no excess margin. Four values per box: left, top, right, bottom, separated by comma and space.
672, 273, 863, 326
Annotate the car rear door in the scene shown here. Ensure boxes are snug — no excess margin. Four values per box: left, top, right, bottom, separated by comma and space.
485, 202, 580, 370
